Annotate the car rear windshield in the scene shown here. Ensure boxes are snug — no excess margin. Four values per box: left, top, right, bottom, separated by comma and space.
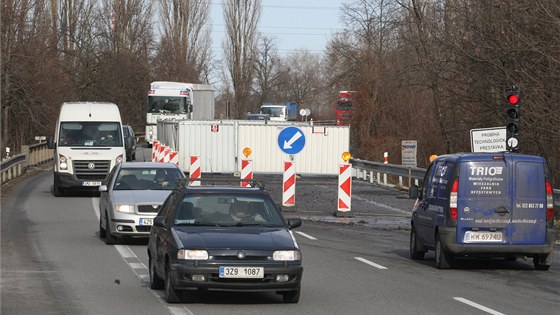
174, 194, 285, 227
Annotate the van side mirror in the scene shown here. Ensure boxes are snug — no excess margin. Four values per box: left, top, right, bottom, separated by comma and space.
47, 136, 55, 149
409, 184, 420, 199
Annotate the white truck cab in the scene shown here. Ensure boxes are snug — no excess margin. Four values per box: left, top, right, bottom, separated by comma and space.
48, 102, 125, 196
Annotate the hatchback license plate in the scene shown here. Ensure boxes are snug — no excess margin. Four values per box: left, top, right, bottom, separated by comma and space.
464, 231, 503, 243
219, 266, 264, 278
139, 218, 153, 226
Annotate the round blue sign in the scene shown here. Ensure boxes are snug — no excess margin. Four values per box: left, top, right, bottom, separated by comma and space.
277, 126, 306, 155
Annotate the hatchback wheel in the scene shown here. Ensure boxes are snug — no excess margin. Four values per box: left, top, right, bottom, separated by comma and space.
105, 215, 117, 245
99, 215, 106, 238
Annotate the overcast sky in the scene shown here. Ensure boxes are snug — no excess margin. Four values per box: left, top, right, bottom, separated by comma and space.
209, 0, 346, 56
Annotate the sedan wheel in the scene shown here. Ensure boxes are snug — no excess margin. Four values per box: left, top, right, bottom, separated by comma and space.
149, 256, 164, 290
281, 286, 300, 303
165, 263, 182, 303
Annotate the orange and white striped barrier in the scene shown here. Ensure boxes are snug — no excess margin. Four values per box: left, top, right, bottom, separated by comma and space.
337, 163, 352, 216
189, 155, 201, 186
163, 146, 172, 163
240, 159, 253, 187
282, 161, 295, 207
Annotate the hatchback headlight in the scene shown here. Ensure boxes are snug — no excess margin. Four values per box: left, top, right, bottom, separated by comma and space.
178, 249, 209, 260
273, 250, 301, 261
115, 204, 134, 213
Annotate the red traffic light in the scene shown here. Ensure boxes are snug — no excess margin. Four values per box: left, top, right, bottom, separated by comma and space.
507, 93, 519, 105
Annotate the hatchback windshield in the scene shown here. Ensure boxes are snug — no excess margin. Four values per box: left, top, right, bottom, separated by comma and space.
174, 194, 285, 227
114, 168, 184, 190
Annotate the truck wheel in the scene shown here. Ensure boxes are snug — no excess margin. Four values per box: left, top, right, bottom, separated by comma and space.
435, 234, 452, 269
410, 226, 425, 260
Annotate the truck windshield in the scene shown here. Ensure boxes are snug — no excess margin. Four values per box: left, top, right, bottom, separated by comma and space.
147, 96, 188, 114
59, 122, 123, 147
335, 101, 352, 110
261, 107, 284, 117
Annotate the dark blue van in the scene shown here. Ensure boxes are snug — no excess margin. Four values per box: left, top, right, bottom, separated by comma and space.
409, 152, 555, 269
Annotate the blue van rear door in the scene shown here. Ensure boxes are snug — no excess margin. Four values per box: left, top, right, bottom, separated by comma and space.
509, 158, 547, 245
457, 159, 511, 244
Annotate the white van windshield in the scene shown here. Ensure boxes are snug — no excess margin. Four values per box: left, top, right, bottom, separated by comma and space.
59, 122, 123, 147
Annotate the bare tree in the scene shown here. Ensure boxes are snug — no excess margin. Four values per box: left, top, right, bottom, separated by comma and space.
222, 0, 261, 118
155, 0, 212, 82
253, 35, 280, 110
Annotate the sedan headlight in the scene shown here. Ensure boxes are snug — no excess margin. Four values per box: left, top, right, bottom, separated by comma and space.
177, 249, 209, 260
115, 204, 135, 213
273, 250, 301, 261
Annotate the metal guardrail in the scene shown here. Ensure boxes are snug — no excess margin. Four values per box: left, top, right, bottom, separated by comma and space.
1, 142, 53, 185
350, 157, 560, 207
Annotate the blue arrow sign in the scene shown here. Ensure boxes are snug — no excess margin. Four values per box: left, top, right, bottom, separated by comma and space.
277, 126, 306, 155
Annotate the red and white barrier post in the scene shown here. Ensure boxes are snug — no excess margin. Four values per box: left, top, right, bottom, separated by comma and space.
151, 140, 159, 162
240, 147, 253, 187
169, 150, 179, 166
337, 152, 353, 217
189, 155, 201, 186
383, 152, 388, 185
282, 161, 296, 208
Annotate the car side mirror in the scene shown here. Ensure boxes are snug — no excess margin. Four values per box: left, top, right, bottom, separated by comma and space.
409, 184, 419, 199
99, 185, 108, 192
287, 218, 302, 229
154, 216, 165, 227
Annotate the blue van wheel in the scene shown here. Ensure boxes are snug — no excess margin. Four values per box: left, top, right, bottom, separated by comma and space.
410, 227, 425, 260
533, 254, 551, 271
435, 234, 453, 269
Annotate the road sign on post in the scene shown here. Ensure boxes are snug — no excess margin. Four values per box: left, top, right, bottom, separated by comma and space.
470, 127, 506, 152
277, 126, 306, 155
401, 140, 417, 167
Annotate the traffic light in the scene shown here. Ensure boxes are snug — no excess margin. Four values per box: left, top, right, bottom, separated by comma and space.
505, 87, 520, 152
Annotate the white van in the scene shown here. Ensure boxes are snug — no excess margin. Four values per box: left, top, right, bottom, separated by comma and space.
47, 102, 125, 196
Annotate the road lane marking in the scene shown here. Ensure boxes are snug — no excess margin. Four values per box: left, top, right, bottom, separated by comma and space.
453, 297, 506, 315
354, 257, 388, 270
91, 198, 193, 314
295, 231, 317, 240
352, 195, 411, 215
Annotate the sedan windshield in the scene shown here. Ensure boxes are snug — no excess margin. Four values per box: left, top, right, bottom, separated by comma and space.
174, 194, 285, 227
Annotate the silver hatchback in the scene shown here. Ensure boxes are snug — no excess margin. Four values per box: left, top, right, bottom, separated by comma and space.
99, 162, 185, 244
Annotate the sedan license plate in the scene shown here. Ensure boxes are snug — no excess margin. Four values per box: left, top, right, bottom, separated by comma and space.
463, 231, 503, 243
139, 218, 153, 226
82, 181, 101, 186
219, 266, 264, 279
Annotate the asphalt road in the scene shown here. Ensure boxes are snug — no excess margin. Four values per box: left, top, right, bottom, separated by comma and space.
1, 166, 559, 315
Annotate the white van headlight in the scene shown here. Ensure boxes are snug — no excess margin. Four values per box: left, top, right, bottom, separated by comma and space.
116, 154, 124, 164
59, 154, 68, 170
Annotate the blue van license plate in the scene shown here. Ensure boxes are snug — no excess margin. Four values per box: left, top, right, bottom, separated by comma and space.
464, 231, 502, 243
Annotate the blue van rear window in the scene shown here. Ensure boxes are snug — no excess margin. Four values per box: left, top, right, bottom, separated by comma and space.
515, 162, 545, 198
